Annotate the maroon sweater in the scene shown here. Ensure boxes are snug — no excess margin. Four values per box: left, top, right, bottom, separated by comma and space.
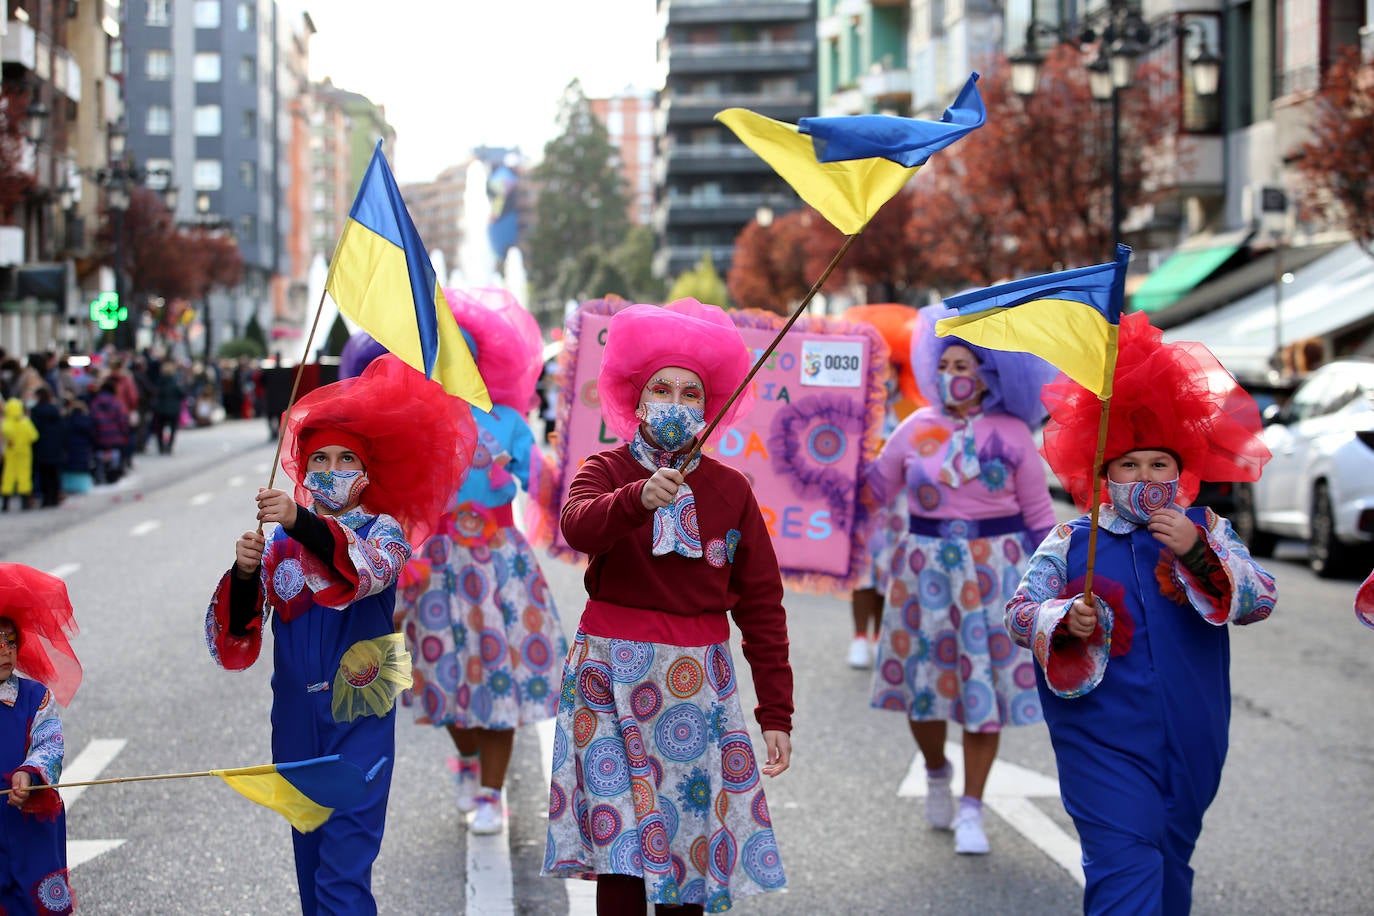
561, 445, 794, 733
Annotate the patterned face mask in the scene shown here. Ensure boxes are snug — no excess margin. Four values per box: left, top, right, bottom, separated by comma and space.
1107, 477, 1179, 525
639, 402, 706, 452
304, 469, 369, 512
938, 371, 981, 407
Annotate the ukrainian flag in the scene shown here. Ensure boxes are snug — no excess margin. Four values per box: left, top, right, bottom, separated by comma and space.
213, 755, 385, 833
324, 142, 491, 411
936, 245, 1130, 399
716, 73, 984, 235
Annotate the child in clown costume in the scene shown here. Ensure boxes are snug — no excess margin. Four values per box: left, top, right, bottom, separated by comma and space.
1, 564, 80, 915
395, 287, 566, 836
1006, 313, 1277, 915
205, 355, 475, 916
543, 299, 793, 915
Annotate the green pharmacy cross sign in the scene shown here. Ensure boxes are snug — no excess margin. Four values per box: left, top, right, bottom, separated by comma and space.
89, 292, 126, 331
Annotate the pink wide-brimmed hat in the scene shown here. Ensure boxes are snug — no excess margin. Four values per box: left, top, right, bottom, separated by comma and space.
598, 298, 754, 441
443, 286, 544, 413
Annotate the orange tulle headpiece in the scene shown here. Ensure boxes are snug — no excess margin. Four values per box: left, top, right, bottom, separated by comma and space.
842, 303, 921, 404
1041, 312, 1272, 509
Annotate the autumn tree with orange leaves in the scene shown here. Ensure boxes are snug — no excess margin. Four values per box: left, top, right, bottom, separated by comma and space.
0, 85, 37, 222
1293, 46, 1374, 257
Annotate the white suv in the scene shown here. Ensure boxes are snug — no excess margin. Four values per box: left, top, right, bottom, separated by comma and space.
1232, 359, 1374, 577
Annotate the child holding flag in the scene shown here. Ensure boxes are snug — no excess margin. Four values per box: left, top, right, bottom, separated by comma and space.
395, 287, 566, 836
1, 563, 80, 915
205, 355, 475, 915
542, 299, 793, 915
1006, 313, 1276, 914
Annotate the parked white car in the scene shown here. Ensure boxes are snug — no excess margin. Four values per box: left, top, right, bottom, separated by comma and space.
1232, 359, 1374, 577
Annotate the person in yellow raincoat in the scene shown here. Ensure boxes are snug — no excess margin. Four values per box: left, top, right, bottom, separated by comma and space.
2, 398, 38, 511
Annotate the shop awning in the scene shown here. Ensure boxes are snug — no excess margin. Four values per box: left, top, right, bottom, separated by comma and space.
1162, 242, 1374, 381
1129, 231, 1253, 314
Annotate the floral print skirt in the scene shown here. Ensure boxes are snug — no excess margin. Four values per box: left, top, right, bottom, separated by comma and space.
397, 525, 566, 730
542, 630, 786, 911
870, 530, 1043, 731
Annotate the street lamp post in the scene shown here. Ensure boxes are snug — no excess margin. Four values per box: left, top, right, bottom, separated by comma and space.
1009, 1, 1223, 256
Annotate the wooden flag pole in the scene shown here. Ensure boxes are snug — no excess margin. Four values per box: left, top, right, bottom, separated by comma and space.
1081, 394, 1113, 601
680, 231, 862, 466
255, 286, 330, 534
1, 769, 220, 796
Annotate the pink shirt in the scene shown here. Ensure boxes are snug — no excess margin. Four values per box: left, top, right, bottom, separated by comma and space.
867, 406, 1057, 534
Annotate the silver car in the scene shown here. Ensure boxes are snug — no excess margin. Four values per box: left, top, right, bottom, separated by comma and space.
1232, 359, 1374, 577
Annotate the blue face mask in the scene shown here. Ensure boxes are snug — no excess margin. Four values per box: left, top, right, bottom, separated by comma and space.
1107, 477, 1179, 525
639, 402, 706, 452
304, 469, 369, 512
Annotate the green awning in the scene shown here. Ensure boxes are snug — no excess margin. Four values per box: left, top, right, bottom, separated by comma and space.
1129, 242, 1246, 314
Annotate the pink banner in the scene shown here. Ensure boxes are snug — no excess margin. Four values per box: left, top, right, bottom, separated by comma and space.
540, 299, 890, 595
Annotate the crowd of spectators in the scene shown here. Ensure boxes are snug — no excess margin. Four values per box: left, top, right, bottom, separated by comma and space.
0, 348, 264, 510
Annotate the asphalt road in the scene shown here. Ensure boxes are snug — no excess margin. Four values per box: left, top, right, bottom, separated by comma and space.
2, 419, 1370, 915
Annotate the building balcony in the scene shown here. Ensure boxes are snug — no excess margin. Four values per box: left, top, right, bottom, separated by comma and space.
660, 90, 814, 127
666, 39, 816, 75
664, 0, 815, 27
662, 142, 774, 177
52, 48, 80, 103
822, 87, 866, 116
860, 65, 911, 104
661, 191, 799, 230
2, 19, 37, 71
652, 243, 738, 280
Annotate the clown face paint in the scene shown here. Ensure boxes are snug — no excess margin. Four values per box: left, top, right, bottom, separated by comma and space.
1108, 478, 1179, 525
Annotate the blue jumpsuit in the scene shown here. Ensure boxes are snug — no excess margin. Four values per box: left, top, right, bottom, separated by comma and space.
0, 676, 72, 915
207, 507, 410, 916
1007, 506, 1276, 915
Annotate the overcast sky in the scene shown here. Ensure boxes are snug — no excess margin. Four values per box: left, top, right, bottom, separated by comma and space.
290, 1, 662, 182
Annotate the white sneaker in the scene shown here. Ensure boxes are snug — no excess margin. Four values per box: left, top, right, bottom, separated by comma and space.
953, 807, 990, 855
450, 756, 480, 814
847, 636, 871, 669
469, 789, 505, 835
925, 768, 955, 830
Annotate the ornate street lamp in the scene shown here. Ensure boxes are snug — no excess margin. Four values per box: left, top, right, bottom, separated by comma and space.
1009, 1, 1223, 253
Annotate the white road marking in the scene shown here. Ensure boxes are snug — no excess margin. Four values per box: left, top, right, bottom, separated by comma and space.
536, 719, 597, 915
465, 815, 514, 916
129, 520, 161, 537
189, 491, 215, 506
62, 739, 128, 869
46, 563, 81, 580
898, 742, 1085, 886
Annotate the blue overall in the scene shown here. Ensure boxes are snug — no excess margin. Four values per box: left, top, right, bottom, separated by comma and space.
0, 677, 71, 915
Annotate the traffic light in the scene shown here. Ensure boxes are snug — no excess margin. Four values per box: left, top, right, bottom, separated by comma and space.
89, 291, 127, 331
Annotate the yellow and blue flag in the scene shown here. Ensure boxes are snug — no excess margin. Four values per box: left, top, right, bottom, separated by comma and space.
213, 754, 386, 833
716, 73, 985, 235
936, 245, 1131, 399
324, 142, 491, 411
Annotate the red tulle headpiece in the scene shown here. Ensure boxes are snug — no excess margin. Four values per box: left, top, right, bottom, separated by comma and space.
443, 286, 545, 414
598, 299, 754, 441
843, 303, 921, 403
1041, 312, 1271, 509
281, 354, 478, 545
0, 563, 81, 706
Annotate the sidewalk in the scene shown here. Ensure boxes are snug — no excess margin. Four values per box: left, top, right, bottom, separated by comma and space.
0, 418, 276, 558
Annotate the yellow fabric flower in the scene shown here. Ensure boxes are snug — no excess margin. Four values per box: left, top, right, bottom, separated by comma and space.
332, 634, 413, 722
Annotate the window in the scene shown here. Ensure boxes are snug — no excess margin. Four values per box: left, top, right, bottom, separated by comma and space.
239, 55, 256, 83
144, 158, 173, 191
146, 0, 169, 26
240, 160, 256, 190
146, 50, 171, 81
242, 109, 257, 138
193, 160, 222, 190
194, 105, 222, 136
194, 0, 221, 28
193, 52, 221, 82
240, 215, 258, 243
146, 105, 171, 135
237, 2, 255, 31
